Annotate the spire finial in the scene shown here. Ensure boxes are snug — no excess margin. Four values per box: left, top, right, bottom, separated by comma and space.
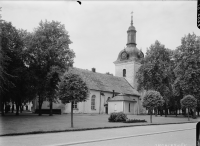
131, 11, 133, 26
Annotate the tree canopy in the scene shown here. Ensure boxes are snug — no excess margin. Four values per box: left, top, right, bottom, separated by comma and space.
25, 20, 75, 115
173, 33, 200, 99
136, 41, 174, 99
180, 95, 197, 109
58, 72, 90, 104
136, 40, 174, 116
143, 90, 164, 110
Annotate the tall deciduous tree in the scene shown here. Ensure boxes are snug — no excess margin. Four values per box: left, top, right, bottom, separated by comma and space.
0, 7, 4, 92
26, 20, 75, 116
136, 40, 174, 116
0, 8, 34, 116
180, 95, 197, 121
1, 20, 27, 115
173, 33, 200, 117
143, 90, 164, 123
0, 7, 9, 115
57, 72, 90, 128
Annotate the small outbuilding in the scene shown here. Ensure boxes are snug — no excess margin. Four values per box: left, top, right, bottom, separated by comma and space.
108, 93, 139, 114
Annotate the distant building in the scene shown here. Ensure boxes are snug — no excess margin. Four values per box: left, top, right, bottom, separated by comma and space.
33, 14, 146, 114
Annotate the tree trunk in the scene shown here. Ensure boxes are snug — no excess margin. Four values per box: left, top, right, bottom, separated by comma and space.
16, 103, 19, 116
160, 108, 163, 116
155, 108, 157, 117
1, 101, 5, 116
38, 102, 42, 116
164, 103, 167, 117
71, 102, 74, 128
197, 100, 199, 117
16, 94, 21, 116
193, 108, 196, 119
188, 108, 190, 121
150, 110, 152, 123
20, 105, 23, 113
38, 95, 43, 116
12, 103, 14, 113
49, 100, 53, 116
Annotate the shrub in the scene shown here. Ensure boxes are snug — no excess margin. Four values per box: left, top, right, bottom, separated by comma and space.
108, 112, 127, 122
124, 119, 147, 123
108, 112, 118, 122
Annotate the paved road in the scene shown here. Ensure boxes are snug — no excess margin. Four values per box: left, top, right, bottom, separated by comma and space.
0, 123, 196, 146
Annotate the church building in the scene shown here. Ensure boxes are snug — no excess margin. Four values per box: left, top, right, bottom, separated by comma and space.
33, 14, 145, 114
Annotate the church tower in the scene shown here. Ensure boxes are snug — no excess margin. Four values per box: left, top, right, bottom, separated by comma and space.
114, 12, 143, 88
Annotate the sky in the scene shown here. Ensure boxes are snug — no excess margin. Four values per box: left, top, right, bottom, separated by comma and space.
1, 1, 199, 75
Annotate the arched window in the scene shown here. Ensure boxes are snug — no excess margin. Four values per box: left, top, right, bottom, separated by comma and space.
91, 95, 96, 110
123, 69, 126, 77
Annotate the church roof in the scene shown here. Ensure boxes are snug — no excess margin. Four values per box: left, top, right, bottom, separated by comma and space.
67, 67, 140, 97
108, 93, 137, 102
114, 46, 141, 64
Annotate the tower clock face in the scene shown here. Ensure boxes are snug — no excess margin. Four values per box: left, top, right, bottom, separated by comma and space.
121, 52, 127, 59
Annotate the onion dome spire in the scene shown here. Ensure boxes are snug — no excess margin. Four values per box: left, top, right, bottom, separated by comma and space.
127, 11, 136, 47
131, 11, 133, 26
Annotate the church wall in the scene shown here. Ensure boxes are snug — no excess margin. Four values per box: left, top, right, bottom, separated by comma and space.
62, 90, 113, 114
33, 90, 114, 114
100, 91, 113, 114
33, 92, 141, 115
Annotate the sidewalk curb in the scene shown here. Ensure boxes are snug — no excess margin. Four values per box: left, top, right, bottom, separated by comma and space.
47, 128, 195, 146
0, 121, 198, 137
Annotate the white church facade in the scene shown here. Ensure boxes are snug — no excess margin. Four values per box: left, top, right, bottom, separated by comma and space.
33, 14, 146, 115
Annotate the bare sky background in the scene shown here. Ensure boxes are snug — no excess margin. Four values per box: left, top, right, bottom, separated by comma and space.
1, 1, 199, 74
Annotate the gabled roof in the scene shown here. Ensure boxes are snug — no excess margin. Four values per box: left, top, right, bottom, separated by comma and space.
108, 93, 137, 102
68, 67, 140, 97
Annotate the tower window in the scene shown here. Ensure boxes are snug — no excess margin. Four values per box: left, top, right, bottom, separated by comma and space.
123, 69, 126, 77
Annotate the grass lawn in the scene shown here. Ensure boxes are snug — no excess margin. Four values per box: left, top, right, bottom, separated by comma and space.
0, 112, 199, 136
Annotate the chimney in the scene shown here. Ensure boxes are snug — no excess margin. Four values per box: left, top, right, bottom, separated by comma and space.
112, 90, 115, 98
92, 68, 96, 72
